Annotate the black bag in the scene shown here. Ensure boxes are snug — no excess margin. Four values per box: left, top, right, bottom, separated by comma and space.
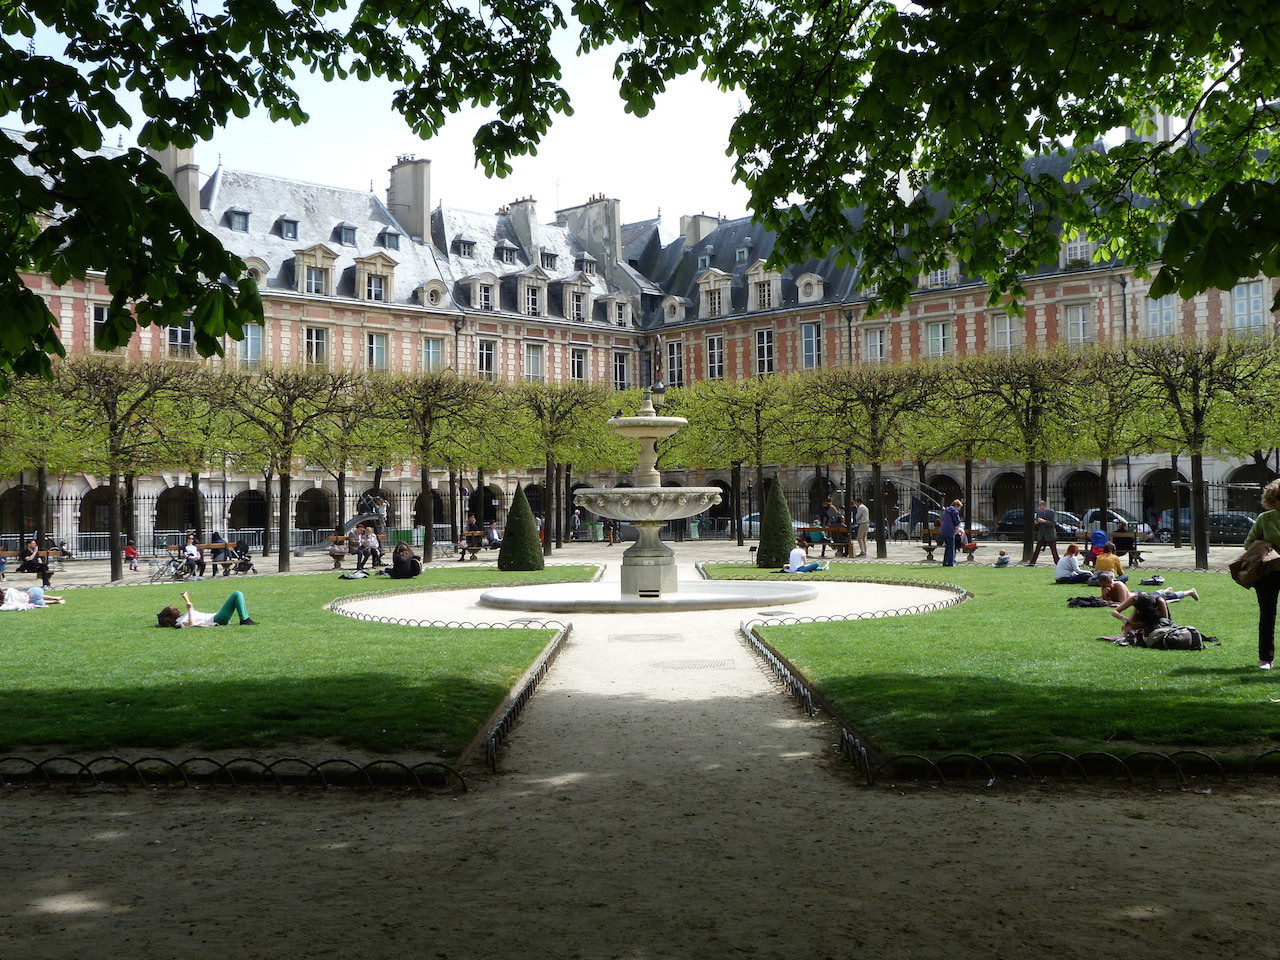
1068, 596, 1109, 607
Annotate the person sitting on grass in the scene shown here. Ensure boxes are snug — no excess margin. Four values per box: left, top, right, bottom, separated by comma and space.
1, 586, 65, 610
1088, 542, 1129, 583
1054, 543, 1092, 584
157, 590, 258, 628
1111, 589, 1170, 645
1096, 571, 1200, 607
993, 549, 1011, 567
782, 537, 827, 573
384, 541, 422, 579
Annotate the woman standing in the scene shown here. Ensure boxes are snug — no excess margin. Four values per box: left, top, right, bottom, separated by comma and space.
1245, 479, 1280, 669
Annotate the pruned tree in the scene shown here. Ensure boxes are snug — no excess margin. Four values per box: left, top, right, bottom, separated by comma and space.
1128, 335, 1276, 568
215, 366, 363, 572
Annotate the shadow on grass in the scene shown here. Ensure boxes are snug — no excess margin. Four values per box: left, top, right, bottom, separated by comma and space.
0, 673, 512, 757
815, 668, 1280, 756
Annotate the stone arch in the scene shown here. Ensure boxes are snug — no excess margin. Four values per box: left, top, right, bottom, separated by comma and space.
1141, 467, 1187, 529
358, 487, 397, 526
467, 484, 505, 525
294, 488, 332, 532
807, 474, 837, 521
1062, 469, 1103, 515
413, 489, 447, 528
79, 485, 114, 533
229, 490, 268, 534
928, 474, 961, 507
705, 478, 734, 532
155, 486, 203, 537
1226, 462, 1272, 512
524, 483, 546, 517
0, 484, 37, 537
990, 471, 1024, 521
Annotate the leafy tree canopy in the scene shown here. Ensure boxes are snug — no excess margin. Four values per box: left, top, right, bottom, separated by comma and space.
7, 0, 1280, 388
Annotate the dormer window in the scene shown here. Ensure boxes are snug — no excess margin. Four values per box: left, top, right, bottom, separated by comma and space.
736, 247, 749, 263
697, 254, 710, 270
338, 223, 357, 246
381, 230, 400, 251
228, 208, 249, 232
575, 255, 596, 276
496, 242, 518, 264
355, 251, 398, 303
455, 235, 476, 258
279, 218, 298, 241
541, 251, 557, 270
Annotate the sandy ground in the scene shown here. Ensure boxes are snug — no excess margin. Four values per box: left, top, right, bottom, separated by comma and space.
3, 544, 1277, 958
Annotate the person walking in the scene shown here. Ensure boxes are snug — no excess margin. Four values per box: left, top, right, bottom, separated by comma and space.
940, 499, 964, 567
1029, 500, 1061, 565
852, 497, 870, 557
1245, 479, 1280, 669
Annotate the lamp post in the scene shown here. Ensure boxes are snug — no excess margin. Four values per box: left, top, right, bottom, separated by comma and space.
1110, 275, 1128, 344
843, 308, 855, 366
452, 315, 466, 370
747, 482, 755, 534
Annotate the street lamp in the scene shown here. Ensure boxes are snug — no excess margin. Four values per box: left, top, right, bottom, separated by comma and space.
1110, 275, 1128, 344
843, 308, 855, 366
650, 379, 667, 411
452, 315, 466, 370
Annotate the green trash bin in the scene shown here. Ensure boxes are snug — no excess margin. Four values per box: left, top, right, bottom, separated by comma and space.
688, 518, 700, 540
587, 521, 604, 542
389, 528, 414, 546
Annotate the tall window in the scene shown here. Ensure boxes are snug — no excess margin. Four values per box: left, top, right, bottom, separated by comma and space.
615, 302, 627, 327
540, 251, 557, 270
1146, 294, 1177, 337
422, 337, 443, 372
366, 332, 387, 371
926, 320, 951, 358
305, 265, 327, 295
305, 327, 328, 366
366, 274, 386, 301
1232, 280, 1266, 332
478, 340, 496, 381
1065, 303, 1093, 347
168, 320, 194, 358
524, 343, 545, 382
666, 340, 684, 387
707, 288, 722, 317
864, 327, 886, 364
801, 322, 821, 369
755, 280, 773, 310
613, 351, 629, 391
239, 324, 262, 369
1064, 230, 1092, 263
525, 285, 541, 316
91, 305, 110, 349
570, 347, 587, 382
928, 266, 951, 287
498, 246, 517, 264
755, 329, 774, 376
990, 313, 1013, 353
570, 291, 585, 321
706, 335, 725, 380
479, 284, 493, 311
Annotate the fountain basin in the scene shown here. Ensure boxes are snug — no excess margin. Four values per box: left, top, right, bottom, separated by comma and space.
478, 579, 819, 613
607, 415, 687, 441
575, 487, 722, 523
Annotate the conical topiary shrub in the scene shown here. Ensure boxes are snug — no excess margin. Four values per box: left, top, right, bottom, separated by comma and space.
498, 483, 545, 571
757, 478, 795, 568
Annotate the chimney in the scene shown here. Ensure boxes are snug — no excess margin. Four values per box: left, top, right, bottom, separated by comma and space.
508, 197, 539, 259
679, 213, 723, 247
555, 194, 622, 274
387, 156, 431, 241
146, 145, 200, 216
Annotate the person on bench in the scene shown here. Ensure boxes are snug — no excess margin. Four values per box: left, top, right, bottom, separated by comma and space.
485, 521, 503, 547
183, 533, 206, 578
355, 524, 381, 571
209, 532, 230, 577
16, 539, 52, 587
459, 514, 483, 559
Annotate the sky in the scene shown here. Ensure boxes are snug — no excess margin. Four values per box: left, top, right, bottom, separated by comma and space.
173, 42, 752, 230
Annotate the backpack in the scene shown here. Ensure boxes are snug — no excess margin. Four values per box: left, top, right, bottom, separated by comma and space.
1068, 596, 1109, 607
1143, 625, 1205, 651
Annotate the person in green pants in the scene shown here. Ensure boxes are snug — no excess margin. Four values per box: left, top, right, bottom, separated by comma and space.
157, 590, 259, 628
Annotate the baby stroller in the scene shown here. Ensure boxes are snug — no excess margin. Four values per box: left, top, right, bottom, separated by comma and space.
227, 540, 256, 575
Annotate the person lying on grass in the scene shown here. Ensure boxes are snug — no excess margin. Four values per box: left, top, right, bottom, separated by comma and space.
1096, 571, 1199, 607
1, 586, 65, 611
157, 590, 258, 628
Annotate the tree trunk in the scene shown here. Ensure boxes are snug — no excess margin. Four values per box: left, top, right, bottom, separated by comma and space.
554, 462, 564, 548
448, 469, 458, 543
421, 468, 436, 563
277, 472, 292, 572
1099, 457, 1110, 535
732, 462, 743, 545
563, 464, 573, 546
124, 473, 136, 545
1171, 454, 1183, 549
1023, 459, 1036, 563
543, 453, 554, 557
1040, 461, 1049, 503
1191, 452, 1209, 569
108, 471, 124, 582
872, 461, 887, 559
36, 466, 49, 541
963, 458, 974, 528
477, 468, 486, 523
372, 465, 384, 496
843, 452, 854, 524
336, 470, 347, 534
261, 467, 274, 557
191, 471, 203, 539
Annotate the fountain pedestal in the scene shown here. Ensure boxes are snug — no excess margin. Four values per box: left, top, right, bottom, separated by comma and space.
621, 521, 676, 598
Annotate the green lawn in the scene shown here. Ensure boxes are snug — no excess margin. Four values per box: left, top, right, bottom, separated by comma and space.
0, 567, 596, 757
705, 561, 1278, 758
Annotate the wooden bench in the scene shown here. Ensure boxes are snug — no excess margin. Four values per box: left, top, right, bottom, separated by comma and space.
919, 543, 940, 562
166, 543, 238, 574
327, 534, 387, 568
962, 543, 981, 563
457, 532, 491, 561
797, 526, 851, 558
0, 549, 63, 580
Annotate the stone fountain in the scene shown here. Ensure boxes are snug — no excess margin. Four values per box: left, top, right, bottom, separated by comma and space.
573, 388, 722, 598
478, 385, 817, 612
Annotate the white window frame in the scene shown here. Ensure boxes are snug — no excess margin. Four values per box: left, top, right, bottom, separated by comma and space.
570, 347, 587, 382
706, 288, 722, 318
422, 337, 443, 372
229, 210, 249, 233
168, 320, 195, 358
570, 291, 585, 321
239, 323, 262, 369
280, 219, 298, 241
525, 285, 541, 317
366, 332, 388, 371
1064, 230, 1092, 264
927, 266, 952, 287
478, 340, 496, 381
340, 225, 357, 245
755, 328, 775, 376
755, 280, 773, 311
1232, 280, 1266, 332
1146, 294, 1177, 337
524, 342, 545, 382
540, 251, 557, 270
666, 340, 684, 387
305, 265, 327, 295
304, 327, 328, 367
613, 351, 629, 391
91, 304, 110, 350
801, 322, 821, 369
615, 302, 627, 327
736, 247, 749, 263
366, 274, 386, 302
864, 327, 886, 364
926, 320, 951, 358
498, 246, 517, 264
990, 313, 1013, 353
706, 334, 724, 380
1065, 303, 1093, 348
478, 284, 493, 311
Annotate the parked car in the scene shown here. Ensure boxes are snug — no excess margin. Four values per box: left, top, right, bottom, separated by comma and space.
739, 513, 812, 538
890, 511, 988, 540
1155, 507, 1257, 544
1080, 507, 1151, 538
993, 509, 1082, 541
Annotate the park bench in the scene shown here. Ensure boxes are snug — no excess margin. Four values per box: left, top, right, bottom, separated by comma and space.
327, 534, 387, 569
0, 549, 62, 580
457, 531, 495, 561
166, 542, 239, 574
797, 526, 850, 558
